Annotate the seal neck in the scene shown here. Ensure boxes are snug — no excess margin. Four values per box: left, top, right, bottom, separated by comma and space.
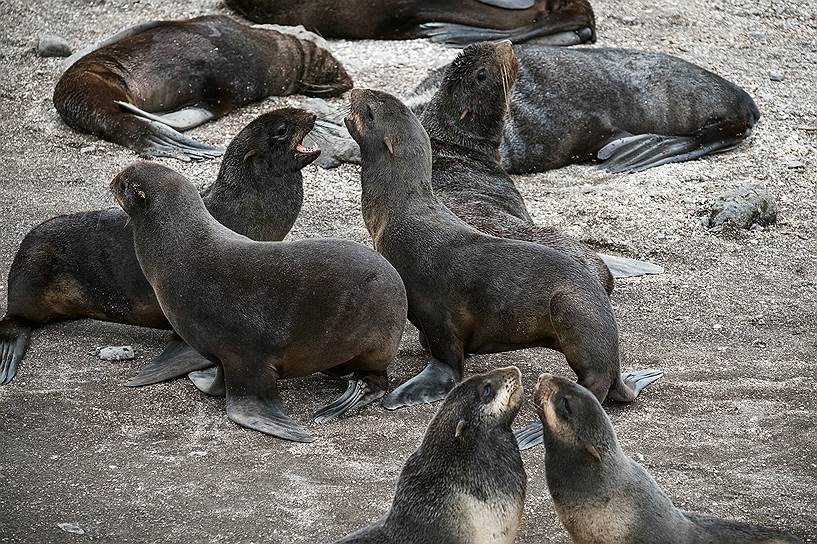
420, 98, 505, 166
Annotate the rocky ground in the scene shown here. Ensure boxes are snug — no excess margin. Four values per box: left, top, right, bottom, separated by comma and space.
0, 0, 815, 542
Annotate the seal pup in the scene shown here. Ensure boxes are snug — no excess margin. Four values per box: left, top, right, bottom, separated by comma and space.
54, 15, 352, 161
409, 44, 760, 173
420, 40, 662, 283
225, 0, 596, 46
534, 373, 805, 543
0, 108, 318, 386
333, 366, 527, 544
345, 88, 660, 413
111, 162, 407, 442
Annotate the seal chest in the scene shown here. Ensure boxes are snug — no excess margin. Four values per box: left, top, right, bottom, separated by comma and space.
455, 492, 522, 544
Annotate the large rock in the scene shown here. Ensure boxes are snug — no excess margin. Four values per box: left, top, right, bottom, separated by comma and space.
37, 34, 72, 57
702, 184, 778, 232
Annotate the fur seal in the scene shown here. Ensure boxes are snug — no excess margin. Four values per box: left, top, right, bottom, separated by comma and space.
54, 15, 352, 161
345, 88, 661, 416
409, 44, 761, 173
225, 0, 596, 46
420, 40, 662, 283
0, 108, 318, 386
111, 161, 407, 442
333, 366, 527, 544
534, 373, 805, 544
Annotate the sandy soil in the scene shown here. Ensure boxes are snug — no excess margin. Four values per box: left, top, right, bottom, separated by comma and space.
0, 0, 815, 542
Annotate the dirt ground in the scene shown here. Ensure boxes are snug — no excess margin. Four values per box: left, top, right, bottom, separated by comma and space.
1, 0, 815, 542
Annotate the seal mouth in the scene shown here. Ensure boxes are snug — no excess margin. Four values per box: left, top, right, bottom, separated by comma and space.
293, 116, 321, 165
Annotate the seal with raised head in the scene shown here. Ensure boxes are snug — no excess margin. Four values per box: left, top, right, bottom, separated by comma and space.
225, 0, 596, 46
54, 15, 352, 160
534, 373, 805, 544
408, 44, 761, 173
345, 88, 660, 416
111, 161, 407, 442
420, 40, 663, 283
333, 366, 526, 544
0, 108, 319, 386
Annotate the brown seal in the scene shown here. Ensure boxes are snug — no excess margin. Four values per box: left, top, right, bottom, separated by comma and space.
333, 366, 526, 544
225, 0, 596, 46
54, 15, 352, 160
534, 373, 805, 544
344, 88, 661, 427
111, 161, 408, 442
0, 108, 318, 386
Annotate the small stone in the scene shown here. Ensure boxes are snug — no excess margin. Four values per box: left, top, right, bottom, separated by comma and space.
621, 16, 640, 25
80, 145, 95, 154
57, 522, 85, 535
37, 34, 72, 57
632, 452, 646, 463
786, 160, 805, 169
702, 183, 778, 233
95, 346, 135, 361
769, 70, 784, 82
188, 450, 208, 457
713, 323, 723, 330
748, 31, 766, 43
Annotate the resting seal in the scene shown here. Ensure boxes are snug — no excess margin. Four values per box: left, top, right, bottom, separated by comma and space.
111, 162, 407, 442
333, 366, 526, 544
225, 0, 595, 46
54, 15, 352, 160
0, 108, 318, 386
534, 373, 804, 544
420, 40, 662, 284
345, 88, 660, 417
410, 44, 760, 173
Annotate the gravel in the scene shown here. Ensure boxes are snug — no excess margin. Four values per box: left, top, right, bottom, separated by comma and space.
0, 0, 815, 543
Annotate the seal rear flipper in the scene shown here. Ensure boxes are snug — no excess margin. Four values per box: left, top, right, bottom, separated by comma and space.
598, 133, 746, 174
418, 22, 593, 46
62, 20, 164, 71
125, 335, 214, 387
514, 421, 544, 450
313, 374, 387, 424
226, 393, 315, 443
606, 368, 664, 403
597, 253, 664, 278
381, 360, 458, 410
476, 0, 536, 8
138, 118, 225, 162
114, 101, 216, 132
0, 317, 32, 385
188, 366, 226, 397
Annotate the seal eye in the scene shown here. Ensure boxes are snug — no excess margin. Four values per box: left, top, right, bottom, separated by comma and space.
476, 69, 487, 83
480, 382, 494, 403
366, 104, 375, 122
274, 125, 288, 139
555, 396, 572, 420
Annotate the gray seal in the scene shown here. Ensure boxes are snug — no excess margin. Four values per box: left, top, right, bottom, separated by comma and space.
111, 162, 408, 442
534, 373, 805, 544
333, 366, 526, 544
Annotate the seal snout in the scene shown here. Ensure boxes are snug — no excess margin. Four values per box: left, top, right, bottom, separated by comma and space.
533, 372, 557, 408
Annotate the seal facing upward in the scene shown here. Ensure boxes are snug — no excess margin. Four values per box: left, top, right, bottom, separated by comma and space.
534, 373, 804, 544
112, 162, 407, 442
333, 366, 526, 544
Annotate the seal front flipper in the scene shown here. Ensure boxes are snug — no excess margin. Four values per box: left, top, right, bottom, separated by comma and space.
0, 317, 31, 385
514, 421, 544, 450
476, 0, 535, 8
419, 22, 593, 46
115, 101, 216, 132
125, 335, 214, 387
226, 390, 315, 443
139, 119, 225, 162
597, 253, 664, 278
313, 373, 387, 424
381, 360, 459, 410
598, 133, 746, 173
189, 366, 226, 396
606, 368, 664, 403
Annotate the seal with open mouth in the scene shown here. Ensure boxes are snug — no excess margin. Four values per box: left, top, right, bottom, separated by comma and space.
333, 366, 527, 544
534, 373, 805, 544
54, 15, 352, 161
225, 0, 596, 46
0, 108, 319, 386
111, 161, 407, 442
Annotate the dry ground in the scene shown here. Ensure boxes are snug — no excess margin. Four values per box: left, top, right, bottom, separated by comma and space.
0, 0, 815, 542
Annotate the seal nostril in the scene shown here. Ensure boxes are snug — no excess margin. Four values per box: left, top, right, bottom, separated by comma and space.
576, 26, 594, 42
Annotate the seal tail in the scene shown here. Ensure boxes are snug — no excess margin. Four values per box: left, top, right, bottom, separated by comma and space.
0, 317, 32, 385
125, 336, 214, 387
597, 253, 664, 278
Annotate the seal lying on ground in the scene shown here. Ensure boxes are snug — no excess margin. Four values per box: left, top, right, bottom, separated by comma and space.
420, 40, 662, 283
333, 366, 527, 544
225, 0, 596, 46
345, 88, 661, 415
0, 108, 318, 386
112, 162, 407, 442
534, 373, 805, 544
54, 15, 352, 161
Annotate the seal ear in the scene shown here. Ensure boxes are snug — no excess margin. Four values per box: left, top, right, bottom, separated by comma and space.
383, 135, 394, 156
455, 419, 467, 438
244, 149, 257, 161
585, 444, 601, 462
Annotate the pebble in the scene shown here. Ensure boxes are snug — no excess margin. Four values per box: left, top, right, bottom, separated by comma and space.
769, 70, 785, 82
749, 31, 766, 43
786, 160, 805, 169
621, 16, 641, 25
701, 183, 778, 232
80, 145, 96, 154
95, 346, 135, 361
37, 34, 72, 57
57, 522, 85, 535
